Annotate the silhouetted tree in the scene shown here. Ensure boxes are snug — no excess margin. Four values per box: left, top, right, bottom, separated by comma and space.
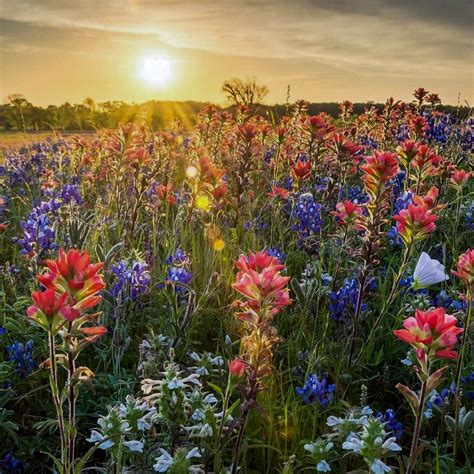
222, 78, 269, 108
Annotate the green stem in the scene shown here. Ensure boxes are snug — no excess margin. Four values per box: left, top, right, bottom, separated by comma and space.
48, 331, 67, 470
67, 323, 76, 473
354, 242, 413, 365
407, 377, 428, 474
453, 289, 472, 463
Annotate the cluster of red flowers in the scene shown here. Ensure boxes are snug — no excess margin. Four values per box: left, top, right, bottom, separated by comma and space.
28, 249, 106, 336
360, 151, 400, 196
291, 158, 311, 180
332, 200, 364, 227
452, 248, 474, 290
393, 307, 463, 366
230, 251, 291, 379
393, 200, 438, 246
232, 251, 291, 322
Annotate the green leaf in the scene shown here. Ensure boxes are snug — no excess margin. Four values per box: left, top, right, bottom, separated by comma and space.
425, 366, 448, 393
444, 414, 455, 433
290, 277, 306, 307
396, 383, 419, 413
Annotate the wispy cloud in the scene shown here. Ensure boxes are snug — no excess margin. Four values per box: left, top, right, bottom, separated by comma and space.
1, 0, 472, 104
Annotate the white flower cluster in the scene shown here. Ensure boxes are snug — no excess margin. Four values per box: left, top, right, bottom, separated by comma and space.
302, 406, 402, 473
87, 395, 156, 455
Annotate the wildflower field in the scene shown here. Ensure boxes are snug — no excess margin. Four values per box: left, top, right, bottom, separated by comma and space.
0, 89, 473, 473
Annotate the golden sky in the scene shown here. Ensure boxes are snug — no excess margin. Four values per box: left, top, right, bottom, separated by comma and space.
1, 0, 473, 106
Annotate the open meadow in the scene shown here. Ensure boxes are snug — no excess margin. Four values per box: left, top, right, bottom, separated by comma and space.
0, 90, 473, 473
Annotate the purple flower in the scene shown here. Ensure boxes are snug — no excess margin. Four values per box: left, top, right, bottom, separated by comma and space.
291, 192, 324, 240
6, 340, 36, 378
296, 374, 335, 406
165, 267, 193, 289
376, 409, 403, 441
328, 278, 366, 321
1, 452, 24, 472
265, 247, 286, 263
164, 248, 188, 265
111, 260, 150, 301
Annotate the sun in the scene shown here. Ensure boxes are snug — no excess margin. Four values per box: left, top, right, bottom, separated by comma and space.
139, 56, 171, 86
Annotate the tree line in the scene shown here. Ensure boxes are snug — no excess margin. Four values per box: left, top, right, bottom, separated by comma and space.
1, 79, 470, 132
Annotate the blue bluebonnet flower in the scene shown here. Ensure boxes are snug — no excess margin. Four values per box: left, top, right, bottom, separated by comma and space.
400, 350, 413, 366
161, 249, 193, 293
389, 171, 406, 198
321, 273, 333, 286
396, 124, 409, 143
265, 247, 286, 263
264, 147, 276, 164
328, 278, 365, 321
14, 184, 82, 257
291, 192, 324, 240
15, 206, 59, 256
359, 136, 379, 151
461, 372, 474, 401
165, 248, 188, 265
111, 260, 150, 302
276, 176, 294, 191
459, 118, 473, 151
345, 185, 369, 204
315, 177, 331, 193
165, 267, 192, 287
244, 218, 269, 232
464, 200, 474, 231
399, 274, 428, 297
0, 195, 8, 219
460, 372, 474, 384
424, 384, 456, 418
376, 409, 403, 441
425, 111, 452, 145
59, 183, 83, 204
296, 374, 335, 406
6, 340, 36, 377
393, 191, 413, 214
0, 452, 24, 472
387, 226, 403, 247
431, 290, 464, 311
0, 327, 7, 336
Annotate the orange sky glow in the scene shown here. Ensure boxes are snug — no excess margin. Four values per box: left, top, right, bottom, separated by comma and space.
1, 0, 473, 106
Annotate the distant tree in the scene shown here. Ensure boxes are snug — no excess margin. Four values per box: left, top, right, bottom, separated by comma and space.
5, 94, 32, 131
222, 78, 269, 108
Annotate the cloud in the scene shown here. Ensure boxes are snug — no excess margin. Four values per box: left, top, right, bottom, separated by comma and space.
0, 0, 472, 104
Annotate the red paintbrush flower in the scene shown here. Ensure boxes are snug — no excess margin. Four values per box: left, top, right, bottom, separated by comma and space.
393, 307, 463, 362
292, 158, 311, 180
360, 151, 400, 195
450, 169, 471, 188
411, 144, 442, 171
397, 140, 421, 167
413, 87, 428, 104
157, 184, 177, 205
38, 249, 105, 304
268, 186, 290, 200
393, 202, 438, 246
228, 358, 247, 377
212, 183, 229, 200
233, 250, 291, 315
332, 200, 363, 227
27, 289, 68, 319
452, 249, 474, 289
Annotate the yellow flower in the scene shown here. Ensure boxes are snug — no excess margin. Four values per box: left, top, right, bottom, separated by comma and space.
213, 239, 225, 251
195, 195, 210, 211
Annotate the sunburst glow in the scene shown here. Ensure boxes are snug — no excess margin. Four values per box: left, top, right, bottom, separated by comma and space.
139, 56, 171, 86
